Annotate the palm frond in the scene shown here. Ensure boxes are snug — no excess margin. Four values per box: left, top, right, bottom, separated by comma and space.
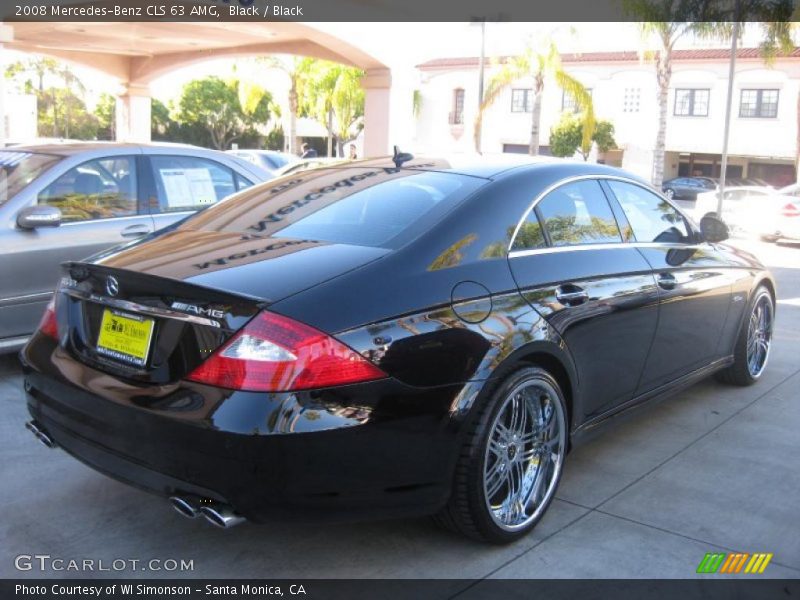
473, 58, 530, 147
554, 70, 595, 154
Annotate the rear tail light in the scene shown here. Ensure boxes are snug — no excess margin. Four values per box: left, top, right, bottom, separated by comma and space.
782, 202, 800, 218
37, 299, 59, 340
186, 311, 387, 392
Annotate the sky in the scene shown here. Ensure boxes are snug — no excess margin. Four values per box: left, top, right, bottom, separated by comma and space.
1, 21, 783, 108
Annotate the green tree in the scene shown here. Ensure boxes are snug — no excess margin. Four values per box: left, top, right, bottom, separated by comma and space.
475, 40, 594, 155
5, 57, 98, 139
550, 113, 617, 161
331, 66, 365, 156
622, 1, 794, 188
94, 93, 116, 140
174, 76, 275, 150
302, 61, 365, 156
261, 56, 316, 154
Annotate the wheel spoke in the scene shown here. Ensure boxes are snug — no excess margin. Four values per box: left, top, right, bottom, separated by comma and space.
485, 462, 506, 500
487, 437, 505, 460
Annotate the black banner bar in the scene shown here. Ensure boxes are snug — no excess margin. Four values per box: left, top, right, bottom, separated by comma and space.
2, 579, 799, 600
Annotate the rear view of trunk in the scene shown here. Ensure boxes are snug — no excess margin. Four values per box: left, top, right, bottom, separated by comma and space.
51, 262, 263, 385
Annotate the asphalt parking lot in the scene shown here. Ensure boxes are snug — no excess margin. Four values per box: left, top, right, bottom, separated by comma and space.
1, 238, 798, 582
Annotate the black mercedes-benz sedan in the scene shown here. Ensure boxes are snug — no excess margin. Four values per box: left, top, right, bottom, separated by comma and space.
20, 156, 775, 543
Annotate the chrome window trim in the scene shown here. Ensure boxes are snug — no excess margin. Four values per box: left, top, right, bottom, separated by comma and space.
61, 288, 222, 329
509, 242, 704, 259
507, 174, 693, 254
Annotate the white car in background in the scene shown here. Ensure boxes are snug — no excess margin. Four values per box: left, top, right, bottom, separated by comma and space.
694, 185, 800, 242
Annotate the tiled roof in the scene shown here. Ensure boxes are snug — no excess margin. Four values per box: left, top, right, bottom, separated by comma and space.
417, 47, 800, 69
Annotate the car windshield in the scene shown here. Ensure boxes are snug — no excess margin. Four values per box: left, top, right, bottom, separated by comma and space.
0, 151, 63, 204
261, 153, 294, 170
180, 166, 485, 248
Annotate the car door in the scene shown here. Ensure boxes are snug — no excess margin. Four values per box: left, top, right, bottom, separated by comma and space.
1, 153, 152, 341
604, 179, 734, 392
144, 154, 254, 232
507, 178, 660, 421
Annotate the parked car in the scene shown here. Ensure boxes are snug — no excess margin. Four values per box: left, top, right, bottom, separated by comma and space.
694, 185, 800, 242
226, 149, 299, 177
662, 177, 717, 200
21, 157, 774, 543
0, 142, 269, 353
275, 157, 350, 177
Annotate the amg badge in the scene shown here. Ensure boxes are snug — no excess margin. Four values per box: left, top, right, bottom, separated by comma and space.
171, 302, 225, 319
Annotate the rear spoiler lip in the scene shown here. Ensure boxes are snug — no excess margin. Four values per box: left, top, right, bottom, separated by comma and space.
61, 260, 270, 308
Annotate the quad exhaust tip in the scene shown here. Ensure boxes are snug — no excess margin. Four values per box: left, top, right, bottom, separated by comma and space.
199, 504, 246, 529
25, 421, 57, 449
169, 496, 245, 528
169, 496, 201, 519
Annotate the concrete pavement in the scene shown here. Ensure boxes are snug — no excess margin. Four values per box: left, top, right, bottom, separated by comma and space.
1, 239, 798, 582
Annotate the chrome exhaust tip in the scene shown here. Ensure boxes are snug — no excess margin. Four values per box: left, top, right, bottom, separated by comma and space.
199, 504, 246, 529
169, 496, 201, 519
25, 421, 57, 449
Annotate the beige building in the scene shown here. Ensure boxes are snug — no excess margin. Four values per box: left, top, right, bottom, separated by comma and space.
415, 48, 800, 186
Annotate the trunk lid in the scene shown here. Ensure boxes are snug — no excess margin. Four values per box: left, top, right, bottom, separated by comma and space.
56, 230, 388, 383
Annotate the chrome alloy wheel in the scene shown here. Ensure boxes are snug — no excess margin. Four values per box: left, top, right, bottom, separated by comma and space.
747, 292, 773, 378
482, 379, 566, 531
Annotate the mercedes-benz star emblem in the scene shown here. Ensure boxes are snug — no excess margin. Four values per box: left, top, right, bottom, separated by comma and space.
106, 276, 119, 297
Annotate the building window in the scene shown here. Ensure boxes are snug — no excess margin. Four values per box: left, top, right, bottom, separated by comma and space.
449, 88, 465, 124
739, 89, 779, 118
623, 87, 641, 113
511, 89, 533, 113
674, 88, 709, 116
562, 88, 592, 113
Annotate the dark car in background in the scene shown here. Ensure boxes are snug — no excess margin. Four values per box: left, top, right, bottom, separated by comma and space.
0, 142, 269, 353
21, 157, 775, 543
662, 176, 717, 200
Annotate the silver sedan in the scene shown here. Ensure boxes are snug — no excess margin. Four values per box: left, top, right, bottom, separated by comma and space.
0, 142, 269, 353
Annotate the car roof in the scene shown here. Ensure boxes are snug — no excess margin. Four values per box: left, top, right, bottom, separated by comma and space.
5, 141, 210, 156
325, 154, 642, 181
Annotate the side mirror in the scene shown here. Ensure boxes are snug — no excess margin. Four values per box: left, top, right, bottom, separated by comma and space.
700, 214, 729, 243
17, 205, 62, 229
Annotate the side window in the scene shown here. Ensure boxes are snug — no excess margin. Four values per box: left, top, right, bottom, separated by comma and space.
510, 211, 547, 251
235, 172, 255, 191
38, 156, 137, 223
536, 180, 622, 247
607, 180, 692, 244
149, 156, 237, 214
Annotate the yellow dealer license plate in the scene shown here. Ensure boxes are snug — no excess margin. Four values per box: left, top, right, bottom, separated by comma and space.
96, 309, 155, 367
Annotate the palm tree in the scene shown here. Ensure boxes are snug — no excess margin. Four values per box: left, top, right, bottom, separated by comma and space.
303, 61, 365, 157
259, 56, 315, 155
330, 66, 365, 156
623, 1, 794, 188
475, 40, 594, 156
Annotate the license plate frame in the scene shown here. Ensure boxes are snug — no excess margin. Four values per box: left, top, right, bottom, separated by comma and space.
96, 308, 155, 368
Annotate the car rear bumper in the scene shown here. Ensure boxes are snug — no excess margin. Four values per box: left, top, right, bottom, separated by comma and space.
21, 339, 466, 523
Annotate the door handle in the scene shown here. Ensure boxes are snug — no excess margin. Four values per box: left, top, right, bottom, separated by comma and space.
657, 273, 677, 290
556, 285, 589, 306
120, 224, 152, 238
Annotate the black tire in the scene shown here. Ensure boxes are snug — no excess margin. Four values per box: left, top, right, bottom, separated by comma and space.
716, 286, 774, 386
664, 188, 675, 199
434, 366, 568, 544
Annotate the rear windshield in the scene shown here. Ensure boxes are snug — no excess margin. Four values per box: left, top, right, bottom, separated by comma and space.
0, 151, 63, 204
180, 166, 485, 248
